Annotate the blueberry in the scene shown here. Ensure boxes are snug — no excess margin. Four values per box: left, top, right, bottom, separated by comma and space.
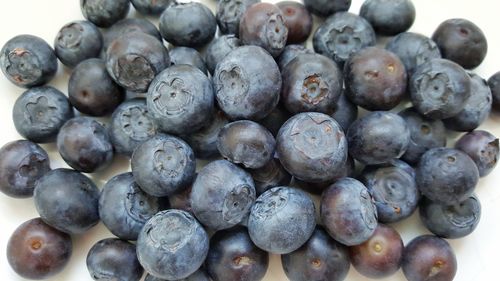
432, 18, 488, 69
205, 35, 241, 74
86, 238, 143, 281
145, 269, 210, 281
416, 148, 479, 205
320, 178, 378, 246
239, 3, 288, 57
277, 112, 348, 183
281, 53, 343, 114
106, 32, 170, 93
109, 98, 158, 157
137, 210, 209, 280
57, 117, 114, 173
217, 120, 276, 169
206, 226, 269, 281
216, 0, 260, 36
68, 58, 125, 116
0, 140, 50, 198
131, 0, 175, 15
313, 12, 376, 66
169, 178, 195, 214
277, 1, 313, 44
349, 224, 403, 279
419, 195, 481, 239
455, 130, 499, 177
360, 160, 420, 223
80, 0, 130, 28
248, 186, 316, 254
191, 160, 256, 230
147, 65, 214, 135
131, 134, 196, 197
386, 32, 442, 76
103, 18, 162, 52
99, 173, 169, 241
281, 227, 350, 281
184, 109, 230, 160
443, 73, 492, 131
257, 105, 291, 137
169, 47, 207, 74
347, 111, 410, 165
7, 218, 72, 280
344, 47, 407, 111
398, 107, 447, 165
0, 35, 57, 88
159, 2, 216, 47
411, 59, 472, 120
331, 92, 358, 132
213, 46, 281, 120
249, 158, 292, 195
360, 0, 415, 36
303, 0, 351, 17
488, 71, 500, 109
54, 21, 102, 67
34, 168, 100, 234
402, 235, 457, 281
277, 44, 314, 70
12, 86, 74, 143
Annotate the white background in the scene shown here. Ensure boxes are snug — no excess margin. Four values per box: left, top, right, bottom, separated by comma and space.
1, 0, 500, 280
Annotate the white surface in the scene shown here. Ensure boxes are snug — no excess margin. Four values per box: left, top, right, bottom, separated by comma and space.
0, 0, 500, 280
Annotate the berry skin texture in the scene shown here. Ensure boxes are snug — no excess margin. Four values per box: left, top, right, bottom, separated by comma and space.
191, 160, 256, 231
419, 195, 481, 239
54, 20, 102, 68
216, 0, 260, 36
360, 0, 415, 36
257, 105, 292, 137
399, 107, 447, 165
331, 92, 359, 132
206, 226, 269, 281
349, 224, 404, 279
344, 47, 407, 111
386, 32, 442, 75
402, 235, 457, 281
0, 35, 58, 88
276, 112, 348, 183
213, 46, 281, 120
12, 86, 74, 143
136, 210, 209, 280
169, 47, 207, 74
99, 173, 169, 241
277, 44, 315, 70
320, 178, 378, 246
57, 117, 114, 173
159, 2, 216, 47
130, 0, 175, 15
281, 227, 350, 281
103, 18, 162, 52
488, 71, 500, 108
281, 53, 343, 114
145, 269, 210, 281
443, 73, 492, 132
106, 32, 170, 93
416, 148, 479, 205
205, 35, 241, 75
80, 0, 130, 28
7, 218, 72, 280
277, 1, 313, 44
304, 0, 351, 17
131, 134, 196, 197
347, 111, 410, 165
147, 65, 214, 135
313, 12, 376, 66
248, 186, 316, 254
68, 58, 125, 116
239, 3, 288, 57
410, 58, 471, 119
34, 168, 100, 234
0, 140, 50, 198
217, 120, 276, 169
455, 130, 499, 177
249, 158, 292, 195
86, 239, 143, 281
432, 18, 488, 69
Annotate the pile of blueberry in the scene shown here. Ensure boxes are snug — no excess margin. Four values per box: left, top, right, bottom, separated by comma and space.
0, 0, 499, 280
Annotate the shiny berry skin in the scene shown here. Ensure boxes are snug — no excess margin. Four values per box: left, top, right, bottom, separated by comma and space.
455, 130, 499, 177
360, 0, 415, 36
7, 218, 72, 280
402, 235, 457, 281
349, 224, 403, 279
277, 1, 313, 44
